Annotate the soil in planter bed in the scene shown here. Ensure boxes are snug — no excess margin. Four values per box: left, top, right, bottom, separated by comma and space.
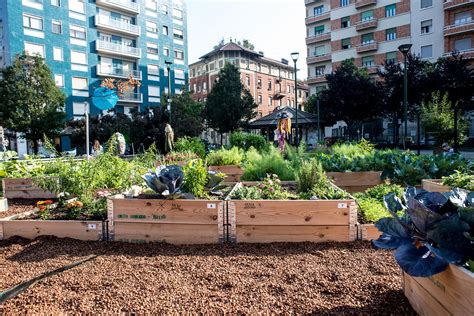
0, 237, 415, 315
0, 199, 36, 219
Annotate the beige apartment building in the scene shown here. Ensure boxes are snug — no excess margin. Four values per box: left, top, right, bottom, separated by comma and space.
189, 42, 309, 119
305, 0, 474, 96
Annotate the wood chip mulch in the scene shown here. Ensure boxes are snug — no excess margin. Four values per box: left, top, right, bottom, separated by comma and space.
0, 199, 36, 219
0, 237, 415, 314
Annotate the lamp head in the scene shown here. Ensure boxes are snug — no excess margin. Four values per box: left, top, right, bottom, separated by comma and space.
291, 52, 299, 63
398, 44, 412, 56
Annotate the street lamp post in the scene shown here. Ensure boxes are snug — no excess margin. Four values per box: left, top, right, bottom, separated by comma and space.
165, 61, 173, 124
291, 52, 299, 146
317, 94, 321, 143
84, 101, 90, 161
398, 44, 412, 150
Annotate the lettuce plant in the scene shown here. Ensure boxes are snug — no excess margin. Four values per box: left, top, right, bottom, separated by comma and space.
373, 187, 474, 277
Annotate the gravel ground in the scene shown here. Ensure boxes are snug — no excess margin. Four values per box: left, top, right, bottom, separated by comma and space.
0, 237, 415, 314
0, 199, 36, 219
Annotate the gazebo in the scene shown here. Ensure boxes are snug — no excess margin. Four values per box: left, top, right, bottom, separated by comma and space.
248, 107, 324, 147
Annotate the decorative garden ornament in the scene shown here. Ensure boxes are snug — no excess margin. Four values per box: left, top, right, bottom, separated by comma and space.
276, 112, 291, 152
114, 132, 126, 155
165, 123, 174, 153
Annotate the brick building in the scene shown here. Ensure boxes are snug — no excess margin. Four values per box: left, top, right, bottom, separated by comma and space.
189, 42, 308, 119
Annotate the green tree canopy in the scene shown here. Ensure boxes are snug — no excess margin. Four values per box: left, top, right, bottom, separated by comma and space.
168, 90, 205, 138
0, 53, 66, 153
204, 63, 257, 141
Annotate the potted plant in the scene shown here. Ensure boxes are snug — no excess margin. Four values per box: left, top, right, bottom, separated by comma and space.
372, 188, 474, 315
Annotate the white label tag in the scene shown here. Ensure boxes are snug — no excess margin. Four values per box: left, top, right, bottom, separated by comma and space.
207, 203, 216, 209
338, 203, 347, 209
88, 224, 97, 230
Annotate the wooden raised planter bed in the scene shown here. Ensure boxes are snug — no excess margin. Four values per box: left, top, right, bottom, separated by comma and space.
209, 165, 243, 182
403, 265, 474, 315
326, 171, 382, 193
226, 183, 357, 243
2, 178, 58, 199
358, 223, 381, 241
422, 179, 451, 193
107, 196, 225, 244
0, 212, 104, 241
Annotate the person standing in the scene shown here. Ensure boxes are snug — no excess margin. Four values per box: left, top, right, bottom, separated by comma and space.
92, 140, 103, 156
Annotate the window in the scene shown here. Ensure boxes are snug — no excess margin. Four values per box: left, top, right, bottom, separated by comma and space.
71, 50, 87, 64
23, 14, 43, 30
174, 29, 184, 40
386, 28, 397, 41
146, 21, 158, 33
52, 20, 62, 34
340, 0, 349, 7
72, 77, 88, 90
174, 49, 184, 60
146, 0, 157, 11
246, 76, 250, 86
314, 25, 325, 35
69, 0, 85, 14
315, 66, 325, 76
53, 47, 63, 61
361, 10, 373, 22
361, 33, 374, 44
51, 0, 60, 6
421, 0, 432, 9
24, 42, 44, 57
454, 11, 472, 25
386, 51, 397, 64
54, 74, 64, 87
163, 47, 170, 56
362, 56, 374, 67
147, 43, 159, 55
149, 86, 160, 97
161, 4, 168, 15
148, 64, 159, 75
385, 4, 396, 17
258, 95, 262, 104
73, 103, 86, 117
163, 25, 169, 35
314, 5, 324, 16
454, 38, 472, 51
268, 97, 272, 106
421, 20, 433, 34
70, 25, 86, 39
421, 45, 433, 59
257, 78, 262, 88
173, 8, 183, 19
315, 45, 326, 56
341, 38, 351, 49
341, 16, 350, 28
268, 80, 272, 90
203, 82, 207, 91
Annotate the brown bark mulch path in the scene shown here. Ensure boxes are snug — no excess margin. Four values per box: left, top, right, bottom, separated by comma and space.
0, 237, 415, 314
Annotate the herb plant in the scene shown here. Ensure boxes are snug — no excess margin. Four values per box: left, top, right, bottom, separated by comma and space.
206, 147, 244, 166
182, 159, 208, 197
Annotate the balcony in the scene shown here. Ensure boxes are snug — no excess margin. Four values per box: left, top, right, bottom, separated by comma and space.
444, 21, 474, 36
355, 0, 377, 9
307, 54, 331, 64
273, 91, 286, 100
356, 19, 378, 31
119, 92, 143, 103
96, 40, 141, 59
96, 0, 139, 14
96, 65, 142, 80
356, 42, 378, 53
305, 0, 324, 5
443, 0, 474, 10
95, 15, 140, 36
306, 32, 331, 45
307, 75, 327, 84
444, 48, 474, 59
305, 12, 330, 25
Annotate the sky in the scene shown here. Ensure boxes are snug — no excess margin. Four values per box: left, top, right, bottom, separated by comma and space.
187, 0, 308, 78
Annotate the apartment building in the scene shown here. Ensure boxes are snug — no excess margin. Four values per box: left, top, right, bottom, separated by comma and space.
0, 0, 188, 122
189, 42, 308, 118
305, 0, 473, 96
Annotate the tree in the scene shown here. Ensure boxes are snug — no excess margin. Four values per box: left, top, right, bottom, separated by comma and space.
204, 63, 257, 143
421, 92, 468, 146
0, 53, 66, 153
434, 53, 474, 149
377, 54, 434, 145
315, 59, 383, 138
167, 91, 205, 138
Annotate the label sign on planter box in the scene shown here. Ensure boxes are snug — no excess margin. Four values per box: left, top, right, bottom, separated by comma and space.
338, 203, 348, 209
88, 224, 97, 230
207, 203, 216, 209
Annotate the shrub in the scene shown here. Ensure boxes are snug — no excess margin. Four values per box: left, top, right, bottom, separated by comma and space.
182, 159, 208, 197
295, 159, 323, 194
206, 147, 244, 166
230, 132, 269, 152
175, 137, 205, 158
242, 147, 294, 181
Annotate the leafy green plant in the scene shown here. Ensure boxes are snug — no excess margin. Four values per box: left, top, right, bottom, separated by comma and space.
182, 159, 208, 197
442, 171, 474, 191
230, 132, 269, 152
355, 197, 389, 224
175, 137, 206, 158
232, 174, 296, 200
162, 151, 200, 165
242, 147, 294, 181
231, 186, 262, 200
207, 147, 243, 166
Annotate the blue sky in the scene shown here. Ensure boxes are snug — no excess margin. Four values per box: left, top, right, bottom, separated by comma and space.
187, 0, 308, 77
